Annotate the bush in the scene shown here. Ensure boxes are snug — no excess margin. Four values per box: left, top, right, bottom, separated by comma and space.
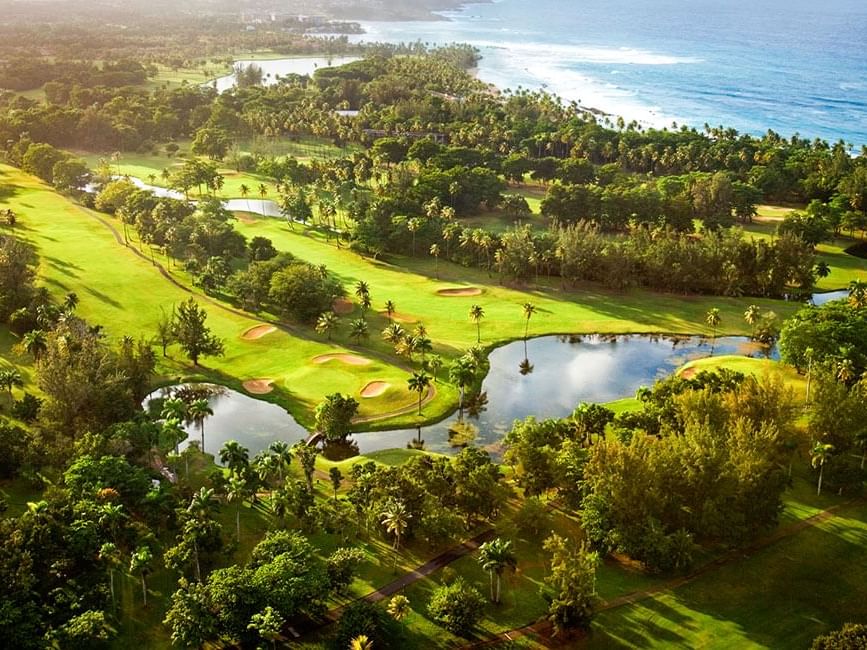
332, 600, 398, 650
811, 623, 867, 649
11, 393, 41, 422
427, 577, 485, 636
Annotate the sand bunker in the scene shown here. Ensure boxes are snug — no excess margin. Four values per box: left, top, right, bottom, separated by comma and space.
243, 379, 274, 394
313, 353, 372, 366
436, 287, 482, 297
242, 324, 277, 340
360, 381, 390, 398
391, 312, 418, 323
332, 298, 354, 315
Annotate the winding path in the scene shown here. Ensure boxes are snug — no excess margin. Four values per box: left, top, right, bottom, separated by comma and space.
462, 499, 862, 649
84, 209, 438, 422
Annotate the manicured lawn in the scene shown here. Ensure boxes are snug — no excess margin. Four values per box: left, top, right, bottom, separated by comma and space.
586, 501, 867, 649
679, 355, 808, 399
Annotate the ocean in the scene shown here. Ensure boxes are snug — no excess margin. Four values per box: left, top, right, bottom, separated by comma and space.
354, 0, 867, 146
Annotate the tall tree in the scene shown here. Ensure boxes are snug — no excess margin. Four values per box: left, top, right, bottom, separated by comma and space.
810, 442, 834, 496
188, 399, 213, 452
469, 304, 485, 343
407, 371, 431, 416
478, 537, 518, 604
175, 299, 225, 366
315, 311, 340, 341
705, 308, 721, 355
129, 546, 154, 606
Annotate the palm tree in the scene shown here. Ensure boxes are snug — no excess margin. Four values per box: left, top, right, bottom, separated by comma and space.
226, 475, 248, 543
269, 441, 293, 481
188, 399, 213, 453
380, 500, 410, 551
407, 371, 431, 415
257, 183, 268, 211
469, 304, 485, 343
219, 440, 250, 476
129, 546, 153, 606
0, 368, 23, 403
99, 542, 122, 611
239, 183, 251, 213
815, 261, 831, 279
22, 329, 47, 361
254, 453, 278, 499
349, 318, 369, 345
449, 358, 476, 418
478, 538, 518, 604
521, 302, 537, 341
387, 594, 411, 621
63, 291, 79, 312
381, 322, 405, 345
810, 442, 834, 496
743, 304, 761, 339
855, 431, 867, 471
407, 217, 422, 256
705, 308, 721, 355
430, 243, 441, 279
349, 635, 374, 650
161, 396, 187, 422
354, 280, 370, 302
837, 358, 856, 384
426, 355, 443, 383
848, 280, 867, 309
384, 300, 396, 323
316, 311, 340, 341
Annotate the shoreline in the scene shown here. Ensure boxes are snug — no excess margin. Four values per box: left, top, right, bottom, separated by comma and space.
327, 0, 492, 23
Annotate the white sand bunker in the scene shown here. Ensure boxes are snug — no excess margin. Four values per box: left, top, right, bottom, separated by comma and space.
242, 324, 276, 340
243, 379, 274, 394
313, 353, 372, 366
436, 287, 482, 297
360, 381, 390, 398
332, 298, 354, 315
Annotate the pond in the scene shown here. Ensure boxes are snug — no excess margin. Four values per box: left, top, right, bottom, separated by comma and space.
122, 177, 284, 217
210, 56, 360, 93
148, 334, 775, 462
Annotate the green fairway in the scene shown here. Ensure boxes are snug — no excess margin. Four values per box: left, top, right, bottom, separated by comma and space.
679, 355, 808, 399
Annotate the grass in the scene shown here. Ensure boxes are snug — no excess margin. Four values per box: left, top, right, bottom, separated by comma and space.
678, 354, 808, 400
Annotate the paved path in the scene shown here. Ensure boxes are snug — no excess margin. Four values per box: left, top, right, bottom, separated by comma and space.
463, 500, 861, 649
288, 528, 496, 638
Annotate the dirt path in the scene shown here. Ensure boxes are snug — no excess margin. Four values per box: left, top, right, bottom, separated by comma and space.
84, 209, 438, 423
463, 500, 861, 649
287, 528, 496, 638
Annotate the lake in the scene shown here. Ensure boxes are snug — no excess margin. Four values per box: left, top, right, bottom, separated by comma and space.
211, 56, 360, 92
148, 333, 775, 461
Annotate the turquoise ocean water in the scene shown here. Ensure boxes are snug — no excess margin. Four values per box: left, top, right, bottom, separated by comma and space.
355, 0, 867, 146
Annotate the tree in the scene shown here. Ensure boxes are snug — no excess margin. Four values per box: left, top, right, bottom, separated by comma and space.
477, 537, 518, 604
129, 546, 154, 606
0, 368, 23, 403
22, 329, 47, 360
175, 298, 225, 366
247, 606, 283, 650
430, 243, 441, 279
705, 308, 721, 354
293, 442, 318, 492
387, 595, 411, 621
811, 623, 867, 649
350, 635, 374, 650
329, 467, 343, 500
744, 304, 761, 339
219, 440, 250, 476
427, 578, 485, 636
407, 371, 431, 416
239, 184, 251, 212
314, 393, 359, 442
155, 307, 177, 356
542, 534, 599, 634
522, 302, 537, 341
269, 440, 293, 482
849, 280, 867, 309
188, 399, 214, 452
316, 311, 340, 341
99, 542, 122, 611
380, 500, 410, 552
226, 475, 249, 543
810, 442, 834, 496
384, 300, 396, 323
349, 318, 369, 345
449, 358, 477, 418
469, 304, 485, 343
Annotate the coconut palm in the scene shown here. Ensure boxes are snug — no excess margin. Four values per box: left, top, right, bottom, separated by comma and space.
469, 304, 485, 343
269, 440, 293, 481
188, 399, 213, 453
521, 302, 537, 341
349, 318, 369, 345
810, 441, 834, 496
743, 304, 761, 339
381, 322, 405, 345
0, 368, 23, 403
129, 546, 153, 606
384, 300, 396, 322
380, 500, 410, 551
63, 291, 79, 313
705, 308, 721, 355
219, 440, 250, 476
354, 280, 370, 302
848, 280, 867, 309
239, 183, 251, 212
99, 542, 122, 610
478, 537, 518, 604
407, 371, 431, 415
449, 358, 476, 418
837, 358, 856, 384
387, 594, 411, 621
160, 396, 187, 422
226, 475, 248, 543
257, 183, 268, 204
316, 311, 340, 341
349, 635, 374, 650
430, 243, 441, 279
254, 453, 278, 499
22, 329, 48, 361
426, 355, 443, 383
815, 261, 831, 279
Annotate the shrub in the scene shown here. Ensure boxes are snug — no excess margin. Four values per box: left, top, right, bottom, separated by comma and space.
427, 577, 485, 636
332, 600, 398, 650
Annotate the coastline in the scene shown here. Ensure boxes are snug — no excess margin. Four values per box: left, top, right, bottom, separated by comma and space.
328, 0, 492, 23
